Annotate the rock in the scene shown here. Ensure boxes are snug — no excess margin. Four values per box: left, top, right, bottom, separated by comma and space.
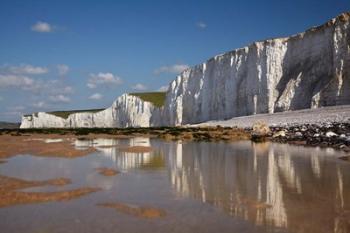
313, 133, 320, 137
295, 132, 303, 138
252, 121, 271, 135
251, 121, 270, 142
273, 130, 286, 138
326, 131, 338, 137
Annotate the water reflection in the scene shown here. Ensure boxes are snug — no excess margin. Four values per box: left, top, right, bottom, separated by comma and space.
166, 141, 350, 233
74, 137, 165, 171
3, 137, 348, 233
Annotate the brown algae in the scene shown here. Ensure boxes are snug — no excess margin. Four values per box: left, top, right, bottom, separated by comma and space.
97, 202, 166, 218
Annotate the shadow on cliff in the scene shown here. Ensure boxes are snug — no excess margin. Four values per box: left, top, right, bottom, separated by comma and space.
274, 22, 350, 112
274, 30, 334, 112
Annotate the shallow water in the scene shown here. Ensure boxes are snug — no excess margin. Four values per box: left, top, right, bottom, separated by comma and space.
0, 138, 349, 233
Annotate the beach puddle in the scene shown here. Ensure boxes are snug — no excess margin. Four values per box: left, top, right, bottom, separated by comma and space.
0, 137, 349, 233
98, 202, 166, 218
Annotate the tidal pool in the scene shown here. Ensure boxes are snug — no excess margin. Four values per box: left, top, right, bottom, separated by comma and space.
0, 137, 349, 233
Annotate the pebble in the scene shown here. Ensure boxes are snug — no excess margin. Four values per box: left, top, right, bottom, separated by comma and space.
326, 131, 338, 137
269, 122, 350, 151
301, 127, 307, 132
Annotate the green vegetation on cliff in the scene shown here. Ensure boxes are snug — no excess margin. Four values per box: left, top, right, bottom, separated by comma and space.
48, 109, 105, 119
129, 92, 166, 107
24, 109, 105, 119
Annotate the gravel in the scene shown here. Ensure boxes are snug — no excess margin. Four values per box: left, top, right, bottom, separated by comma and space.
191, 105, 350, 128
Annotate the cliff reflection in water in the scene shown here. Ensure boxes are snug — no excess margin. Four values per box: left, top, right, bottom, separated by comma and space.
73, 138, 349, 232
166, 141, 350, 233
74, 137, 165, 170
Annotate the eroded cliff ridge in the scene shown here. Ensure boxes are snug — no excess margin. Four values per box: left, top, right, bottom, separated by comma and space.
21, 13, 350, 128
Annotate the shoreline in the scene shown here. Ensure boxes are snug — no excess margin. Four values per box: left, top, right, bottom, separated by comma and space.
1, 122, 349, 155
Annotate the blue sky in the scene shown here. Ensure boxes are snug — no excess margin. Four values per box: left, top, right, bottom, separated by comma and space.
0, 0, 349, 122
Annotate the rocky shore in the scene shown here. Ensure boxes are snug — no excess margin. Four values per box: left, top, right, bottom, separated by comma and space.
269, 122, 350, 153
1, 121, 350, 157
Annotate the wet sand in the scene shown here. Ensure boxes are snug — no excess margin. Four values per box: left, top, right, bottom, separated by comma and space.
0, 175, 100, 208
96, 167, 119, 176
118, 146, 153, 153
0, 134, 97, 159
339, 156, 350, 161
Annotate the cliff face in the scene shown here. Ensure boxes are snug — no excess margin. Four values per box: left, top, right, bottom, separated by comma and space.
20, 13, 350, 128
20, 94, 159, 128
163, 13, 350, 125
112, 94, 159, 127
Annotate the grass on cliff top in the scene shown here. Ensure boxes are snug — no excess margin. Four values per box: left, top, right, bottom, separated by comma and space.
48, 109, 105, 119
129, 92, 166, 108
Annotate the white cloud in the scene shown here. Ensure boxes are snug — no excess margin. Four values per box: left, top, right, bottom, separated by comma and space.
45, 80, 74, 94
4, 64, 48, 75
31, 21, 52, 33
154, 64, 189, 75
49, 94, 71, 103
131, 83, 148, 91
32, 101, 47, 108
58, 86, 74, 94
0, 74, 34, 88
88, 93, 103, 100
196, 21, 207, 29
0, 69, 75, 97
158, 85, 168, 92
87, 72, 123, 89
57, 64, 69, 75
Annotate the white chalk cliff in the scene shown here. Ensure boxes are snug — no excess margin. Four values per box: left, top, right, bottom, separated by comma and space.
163, 13, 350, 125
21, 13, 350, 128
21, 94, 159, 128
